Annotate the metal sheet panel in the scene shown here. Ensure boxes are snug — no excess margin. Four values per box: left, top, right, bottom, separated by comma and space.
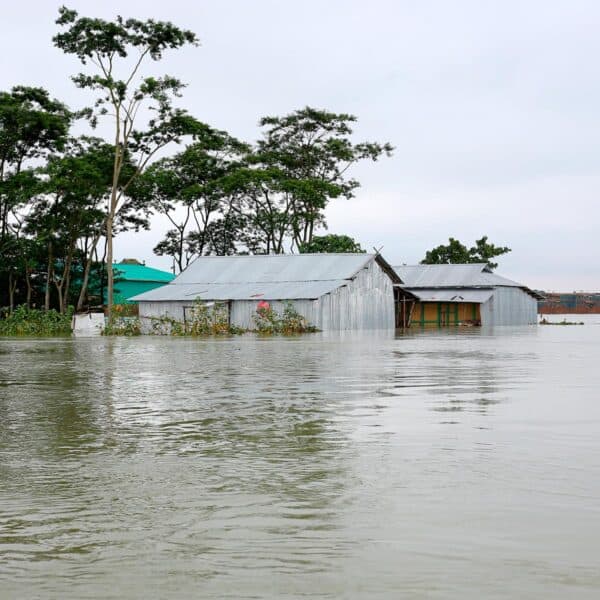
482, 287, 538, 326
410, 289, 494, 303
393, 264, 491, 287
173, 253, 374, 285
131, 279, 350, 301
393, 263, 541, 299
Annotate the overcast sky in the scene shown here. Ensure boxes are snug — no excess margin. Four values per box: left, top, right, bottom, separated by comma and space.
3, 0, 599, 290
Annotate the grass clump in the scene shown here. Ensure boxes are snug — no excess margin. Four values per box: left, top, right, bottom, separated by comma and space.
0, 305, 73, 336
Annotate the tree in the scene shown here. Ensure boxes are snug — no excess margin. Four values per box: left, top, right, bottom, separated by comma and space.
54, 6, 201, 314
469, 236, 511, 270
0, 87, 71, 240
299, 234, 365, 254
421, 236, 511, 270
26, 138, 139, 312
131, 126, 249, 271
0, 87, 71, 307
225, 107, 393, 254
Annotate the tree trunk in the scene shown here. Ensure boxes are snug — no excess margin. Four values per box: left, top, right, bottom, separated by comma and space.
106, 213, 114, 317
8, 272, 15, 313
62, 243, 75, 314
76, 234, 101, 311
98, 241, 106, 313
25, 266, 32, 308
55, 282, 64, 315
45, 242, 53, 311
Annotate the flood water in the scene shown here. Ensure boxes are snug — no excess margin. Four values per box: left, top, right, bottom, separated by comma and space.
1, 318, 599, 599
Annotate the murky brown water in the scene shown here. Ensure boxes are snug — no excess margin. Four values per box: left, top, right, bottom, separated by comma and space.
1, 319, 600, 599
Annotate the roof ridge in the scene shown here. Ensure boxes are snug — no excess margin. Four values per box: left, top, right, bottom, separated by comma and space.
177, 252, 374, 258
166, 277, 360, 285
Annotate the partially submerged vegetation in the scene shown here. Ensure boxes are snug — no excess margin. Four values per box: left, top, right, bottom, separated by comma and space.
253, 302, 318, 335
101, 300, 318, 337
0, 301, 318, 338
539, 317, 584, 326
0, 306, 73, 336
146, 303, 244, 337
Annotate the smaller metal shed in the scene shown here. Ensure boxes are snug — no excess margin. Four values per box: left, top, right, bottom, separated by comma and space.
131, 253, 406, 331
393, 263, 542, 326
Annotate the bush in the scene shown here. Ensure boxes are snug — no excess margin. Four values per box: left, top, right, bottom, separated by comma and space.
253, 302, 317, 335
149, 300, 245, 336
102, 306, 141, 336
0, 305, 73, 336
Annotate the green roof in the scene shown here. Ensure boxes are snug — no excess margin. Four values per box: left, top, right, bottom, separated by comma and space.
112, 263, 175, 283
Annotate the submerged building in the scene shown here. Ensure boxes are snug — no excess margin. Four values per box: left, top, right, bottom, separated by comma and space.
131, 253, 412, 331
393, 263, 541, 326
108, 259, 175, 304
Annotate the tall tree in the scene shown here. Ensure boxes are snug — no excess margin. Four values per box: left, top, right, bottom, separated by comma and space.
53, 6, 201, 314
0, 86, 71, 240
421, 236, 511, 270
0, 87, 71, 306
131, 126, 248, 271
247, 107, 393, 252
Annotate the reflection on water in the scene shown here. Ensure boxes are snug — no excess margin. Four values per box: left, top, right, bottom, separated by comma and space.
1, 323, 600, 598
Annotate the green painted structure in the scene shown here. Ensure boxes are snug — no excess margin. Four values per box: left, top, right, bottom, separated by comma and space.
108, 261, 175, 304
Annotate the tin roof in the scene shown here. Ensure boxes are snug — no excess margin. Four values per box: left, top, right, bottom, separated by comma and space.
393, 263, 494, 287
409, 289, 494, 303
131, 253, 390, 302
393, 263, 542, 299
112, 263, 175, 283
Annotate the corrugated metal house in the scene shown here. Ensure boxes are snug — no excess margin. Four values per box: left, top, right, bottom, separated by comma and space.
131, 253, 408, 331
393, 263, 541, 326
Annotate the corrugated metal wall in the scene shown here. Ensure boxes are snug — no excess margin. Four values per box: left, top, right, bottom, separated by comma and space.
137, 258, 395, 331
480, 287, 538, 326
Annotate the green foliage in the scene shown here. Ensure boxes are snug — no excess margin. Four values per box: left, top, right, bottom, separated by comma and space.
102, 318, 141, 336
130, 128, 249, 271
0, 86, 72, 308
0, 305, 73, 336
421, 236, 511, 270
225, 107, 393, 254
299, 234, 365, 254
149, 300, 244, 336
101, 305, 141, 336
253, 302, 318, 335
54, 6, 202, 312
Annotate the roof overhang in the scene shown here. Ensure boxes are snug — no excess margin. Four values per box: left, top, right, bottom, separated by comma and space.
399, 288, 494, 304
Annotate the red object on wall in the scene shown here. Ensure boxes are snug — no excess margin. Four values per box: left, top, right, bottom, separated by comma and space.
257, 300, 270, 311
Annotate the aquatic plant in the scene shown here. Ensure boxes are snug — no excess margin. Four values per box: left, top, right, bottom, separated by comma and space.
0, 305, 73, 336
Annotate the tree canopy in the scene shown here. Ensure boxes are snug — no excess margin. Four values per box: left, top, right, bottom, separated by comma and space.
299, 234, 365, 254
421, 236, 511, 270
53, 5, 201, 314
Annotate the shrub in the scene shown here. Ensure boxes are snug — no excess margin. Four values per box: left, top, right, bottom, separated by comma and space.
102, 306, 141, 336
253, 302, 317, 335
149, 300, 245, 336
0, 306, 73, 336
